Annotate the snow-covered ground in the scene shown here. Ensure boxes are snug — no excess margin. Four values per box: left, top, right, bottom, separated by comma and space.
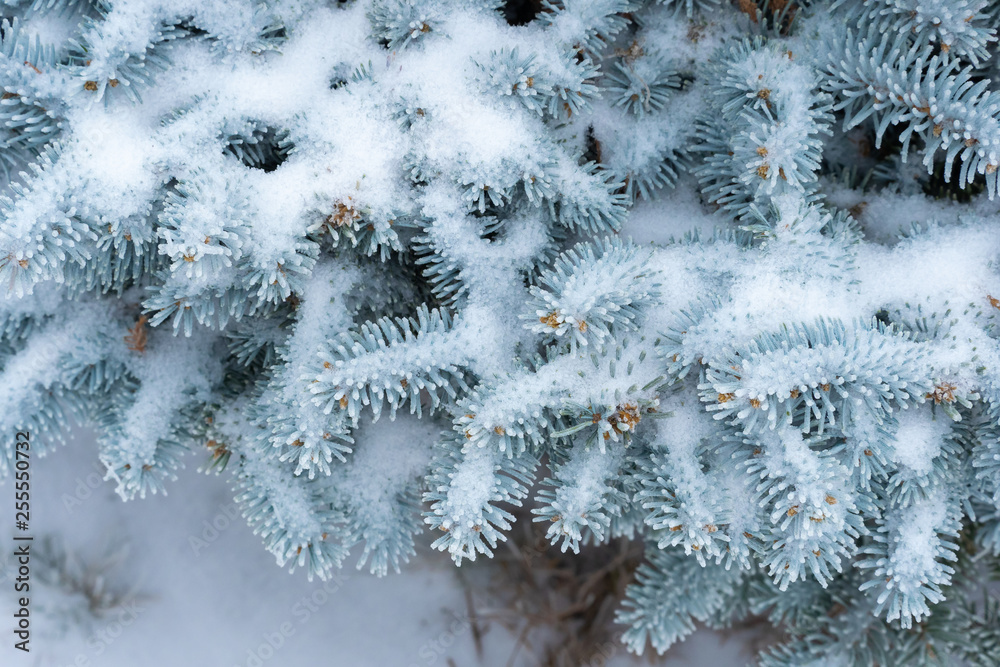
1, 429, 750, 666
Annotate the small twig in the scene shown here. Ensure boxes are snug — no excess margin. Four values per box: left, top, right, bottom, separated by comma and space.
464, 583, 484, 659
505, 622, 531, 667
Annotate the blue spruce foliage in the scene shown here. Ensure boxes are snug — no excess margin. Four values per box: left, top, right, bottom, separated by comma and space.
0, 0, 998, 662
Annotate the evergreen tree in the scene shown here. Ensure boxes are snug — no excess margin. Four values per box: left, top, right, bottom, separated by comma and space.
1, 0, 998, 662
